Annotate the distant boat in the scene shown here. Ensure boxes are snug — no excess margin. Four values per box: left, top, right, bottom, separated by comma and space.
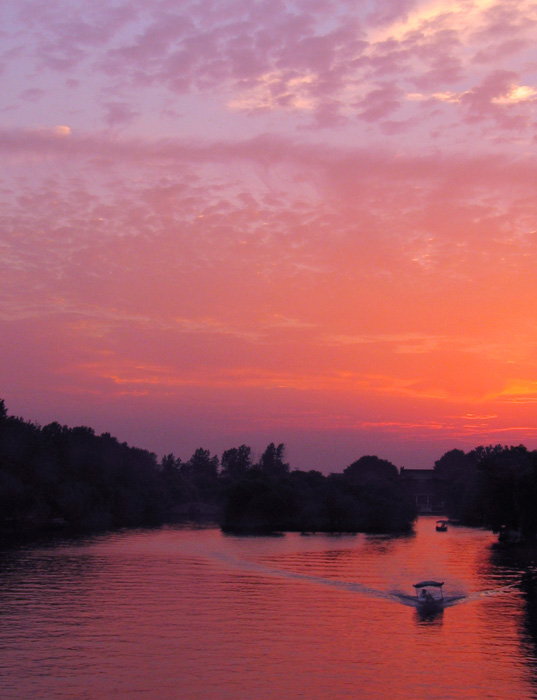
498, 526, 522, 544
436, 520, 448, 532
413, 580, 445, 613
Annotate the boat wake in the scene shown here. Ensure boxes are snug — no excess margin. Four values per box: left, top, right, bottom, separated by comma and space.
213, 552, 519, 609
214, 551, 400, 603
457, 581, 519, 605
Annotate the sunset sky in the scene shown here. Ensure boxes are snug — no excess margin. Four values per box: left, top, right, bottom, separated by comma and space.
2, 0, 537, 471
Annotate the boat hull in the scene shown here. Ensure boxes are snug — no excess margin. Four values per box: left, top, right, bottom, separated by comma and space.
417, 599, 443, 613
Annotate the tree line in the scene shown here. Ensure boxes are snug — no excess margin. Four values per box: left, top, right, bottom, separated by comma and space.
0, 400, 416, 535
4, 398, 536, 539
434, 445, 537, 542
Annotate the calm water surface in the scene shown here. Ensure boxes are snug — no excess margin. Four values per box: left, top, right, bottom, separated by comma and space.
1, 517, 537, 699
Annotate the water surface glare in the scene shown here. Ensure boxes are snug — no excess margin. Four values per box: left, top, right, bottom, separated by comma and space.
2, 517, 537, 699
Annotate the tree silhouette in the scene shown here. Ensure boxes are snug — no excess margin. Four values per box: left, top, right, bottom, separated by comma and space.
221, 445, 252, 481
180, 448, 219, 503
258, 442, 289, 477
343, 455, 398, 485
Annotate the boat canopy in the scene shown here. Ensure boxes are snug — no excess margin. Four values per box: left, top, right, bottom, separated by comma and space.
413, 580, 444, 588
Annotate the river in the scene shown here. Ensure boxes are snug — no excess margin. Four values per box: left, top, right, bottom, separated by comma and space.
1, 516, 537, 699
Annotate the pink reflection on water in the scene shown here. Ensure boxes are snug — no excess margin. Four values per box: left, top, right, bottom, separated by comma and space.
0, 518, 534, 699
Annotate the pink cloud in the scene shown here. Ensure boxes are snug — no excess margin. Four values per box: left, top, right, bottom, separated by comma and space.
306, 101, 348, 129
3, 128, 537, 336
470, 2, 537, 44
18, 87, 46, 102
355, 82, 403, 121
102, 101, 140, 128
365, 0, 419, 29
460, 69, 533, 129
473, 38, 532, 63
24, 4, 135, 72
1, 0, 534, 143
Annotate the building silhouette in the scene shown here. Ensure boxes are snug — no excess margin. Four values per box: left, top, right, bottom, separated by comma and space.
399, 468, 445, 514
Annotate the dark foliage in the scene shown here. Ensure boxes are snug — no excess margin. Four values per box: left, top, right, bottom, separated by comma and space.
343, 455, 399, 485
257, 442, 290, 477
0, 412, 165, 531
221, 456, 417, 534
435, 444, 537, 541
0, 398, 451, 537
220, 445, 252, 481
